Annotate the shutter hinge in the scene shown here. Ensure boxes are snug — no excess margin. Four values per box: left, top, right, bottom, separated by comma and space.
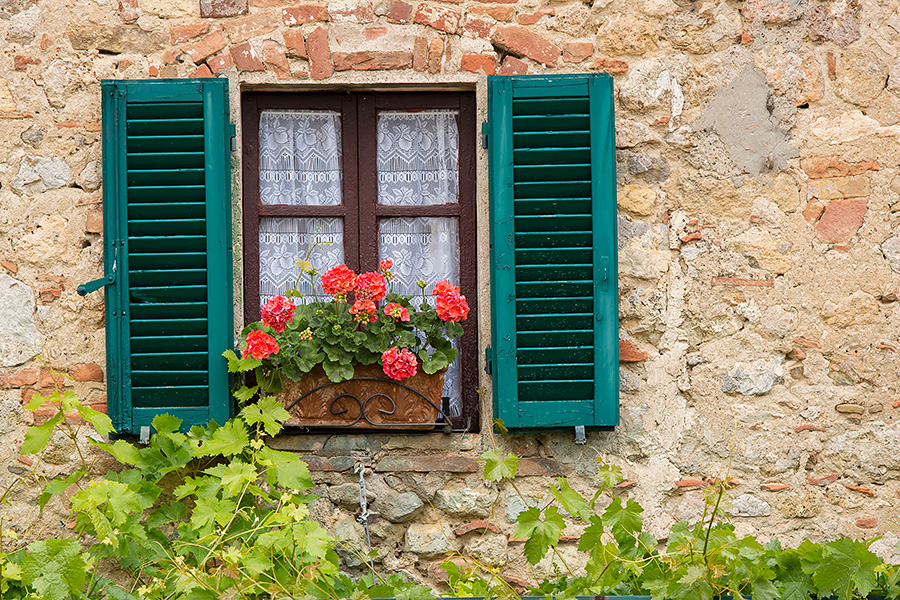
484, 346, 493, 375
139, 426, 151, 445
230, 123, 237, 152
575, 425, 586, 445
481, 121, 488, 149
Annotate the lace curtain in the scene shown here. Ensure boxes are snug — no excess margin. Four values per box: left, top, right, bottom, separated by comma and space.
259, 110, 342, 206
259, 218, 344, 307
377, 110, 459, 206
379, 217, 461, 416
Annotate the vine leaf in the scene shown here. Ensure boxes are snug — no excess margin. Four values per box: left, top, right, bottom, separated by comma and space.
21, 539, 87, 600
479, 448, 518, 481
514, 506, 565, 565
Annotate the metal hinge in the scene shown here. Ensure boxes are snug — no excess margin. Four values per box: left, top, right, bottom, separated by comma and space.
484, 346, 493, 375
230, 123, 237, 152
481, 121, 488, 149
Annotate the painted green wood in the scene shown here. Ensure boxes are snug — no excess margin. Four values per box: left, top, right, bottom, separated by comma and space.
101, 78, 233, 435
489, 74, 618, 430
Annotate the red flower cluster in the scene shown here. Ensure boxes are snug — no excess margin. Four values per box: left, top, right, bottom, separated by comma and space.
381, 346, 417, 380
261, 295, 296, 332
349, 299, 377, 323
379, 260, 394, 280
242, 330, 279, 360
383, 302, 410, 322
322, 264, 357, 298
355, 272, 387, 302
432, 279, 469, 322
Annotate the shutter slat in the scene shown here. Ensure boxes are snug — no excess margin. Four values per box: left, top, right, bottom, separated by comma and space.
102, 78, 232, 435
489, 73, 618, 429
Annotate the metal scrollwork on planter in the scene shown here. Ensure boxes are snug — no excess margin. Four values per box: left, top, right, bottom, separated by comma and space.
279, 364, 449, 430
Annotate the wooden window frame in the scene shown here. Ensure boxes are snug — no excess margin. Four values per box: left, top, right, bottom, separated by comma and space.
241, 90, 479, 432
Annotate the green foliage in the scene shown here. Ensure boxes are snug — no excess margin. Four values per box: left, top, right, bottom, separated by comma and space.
478, 448, 518, 481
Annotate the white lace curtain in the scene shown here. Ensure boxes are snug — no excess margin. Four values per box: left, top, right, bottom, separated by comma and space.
377, 110, 459, 206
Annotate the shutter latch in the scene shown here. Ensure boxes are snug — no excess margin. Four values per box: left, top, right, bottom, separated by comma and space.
139, 426, 151, 445
77, 271, 116, 296
574, 425, 586, 445
484, 346, 493, 375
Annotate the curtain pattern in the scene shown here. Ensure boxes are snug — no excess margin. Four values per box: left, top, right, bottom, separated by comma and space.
377, 110, 459, 206
379, 217, 461, 416
259, 110, 342, 206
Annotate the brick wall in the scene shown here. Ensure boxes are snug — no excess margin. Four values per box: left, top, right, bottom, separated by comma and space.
2, 0, 900, 587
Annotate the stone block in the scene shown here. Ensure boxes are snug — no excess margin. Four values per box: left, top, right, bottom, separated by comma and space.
492, 25, 559, 66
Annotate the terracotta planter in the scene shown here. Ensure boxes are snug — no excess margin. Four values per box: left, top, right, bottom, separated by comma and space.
279, 363, 446, 429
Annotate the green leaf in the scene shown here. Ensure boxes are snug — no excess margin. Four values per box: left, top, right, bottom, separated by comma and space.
241, 395, 290, 436
550, 477, 592, 521
603, 497, 643, 546
25, 391, 55, 412
38, 468, 87, 515
151, 413, 183, 434
812, 538, 882, 600
323, 360, 354, 382
258, 446, 313, 491
421, 350, 448, 375
223, 349, 261, 373
21, 413, 62, 455
578, 515, 604, 552
74, 402, 114, 437
204, 460, 257, 497
21, 539, 87, 600
444, 321, 463, 338
196, 419, 249, 457
479, 448, 518, 481
233, 385, 259, 403
91, 439, 140, 466
513, 505, 565, 565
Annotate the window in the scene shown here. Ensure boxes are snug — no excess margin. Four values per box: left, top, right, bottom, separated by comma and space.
241, 92, 478, 431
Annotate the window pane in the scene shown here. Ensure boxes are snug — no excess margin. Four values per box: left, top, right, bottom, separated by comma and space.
379, 216, 462, 415
259, 110, 342, 206
259, 217, 343, 307
377, 110, 459, 206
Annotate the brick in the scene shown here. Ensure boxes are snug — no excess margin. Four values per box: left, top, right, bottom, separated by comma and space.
492, 25, 559, 66
517, 9, 553, 25
160, 66, 177, 77
498, 55, 527, 75
845, 484, 875, 496
14, 55, 41, 70
118, 0, 140, 21
70, 363, 104, 383
331, 2, 374, 22
469, 4, 513, 21
375, 0, 412, 23
460, 15, 493, 39
40, 34, 52, 50
616, 480, 637, 488
1, 259, 17, 274
200, 0, 248, 17
283, 29, 307, 58
619, 339, 648, 362
675, 479, 708, 488
282, 4, 329, 25
162, 49, 179, 65
710, 277, 773, 287
502, 574, 534, 593
761, 483, 790, 491
807, 175, 869, 200
414, 4, 462, 33
375, 455, 479, 473
856, 516, 877, 529
37, 274, 68, 287
517, 457, 571, 477
454, 520, 500, 535
876, 342, 897, 351
8, 369, 38, 388
815, 197, 867, 244
183, 30, 228, 63
427, 38, 443, 73
117, 59, 133, 72
306, 26, 333, 79
807, 473, 839, 486
589, 56, 629, 74
363, 26, 387, 40
460, 53, 497, 75
802, 156, 880, 179
333, 51, 413, 71
39, 368, 67, 390
222, 11, 278, 43
741, 31, 752, 44
170, 23, 209, 45
680, 232, 701, 243
250, 0, 280, 6
827, 50, 836, 78
803, 200, 824, 224
793, 336, 821, 348
208, 53, 234, 73
39, 288, 61, 303
189, 64, 213, 77
786, 347, 806, 361
795, 424, 825, 432
413, 36, 427, 72
562, 41, 592, 63
20, 388, 41, 405
230, 42, 265, 71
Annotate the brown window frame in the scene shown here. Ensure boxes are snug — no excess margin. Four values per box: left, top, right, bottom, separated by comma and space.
241, 90, 479, 432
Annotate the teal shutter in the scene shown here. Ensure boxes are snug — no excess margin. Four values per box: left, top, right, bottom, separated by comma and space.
488, 74, 618, 429
100, 79, 233, 435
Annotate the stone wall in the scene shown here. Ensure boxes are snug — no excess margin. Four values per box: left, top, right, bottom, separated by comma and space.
2, 0, 900, 588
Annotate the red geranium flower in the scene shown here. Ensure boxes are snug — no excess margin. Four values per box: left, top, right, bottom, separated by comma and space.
242, 330, 279, 360
355, 272, 387, 302
322, 264, 357, 298
432, 279, 459, 296
261, 295, 296, 332
383, 302, 410, 322
381, 346, 417, 380
436, 291, 469, 322
379, 260, 392, 272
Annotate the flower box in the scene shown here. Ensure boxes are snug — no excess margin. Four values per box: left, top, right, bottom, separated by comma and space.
278, 363, 446, 429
